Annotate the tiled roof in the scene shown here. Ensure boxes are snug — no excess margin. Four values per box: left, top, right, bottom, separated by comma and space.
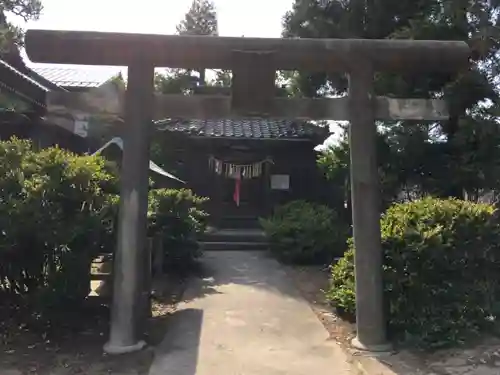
155, 118, 330, 140
29, 65, 119, 88
0, 59, 51, 92
0, 58, 51, 108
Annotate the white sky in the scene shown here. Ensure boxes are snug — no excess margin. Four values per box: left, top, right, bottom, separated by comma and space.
10, 0, 294, 77
9, 0, 340, 146
12, 0, 292, 37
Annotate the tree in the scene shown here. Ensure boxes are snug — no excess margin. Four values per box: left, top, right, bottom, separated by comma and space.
154, 69, 199, 95
285, 0, 500, 200
211, 70, 231, 87
176, 0, 218, 86
0, 1, 43, 110
176, 0, 218, 36
0, 0, 43, 49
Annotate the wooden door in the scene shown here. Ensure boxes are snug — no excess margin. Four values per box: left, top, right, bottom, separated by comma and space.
218, 174, 266, 216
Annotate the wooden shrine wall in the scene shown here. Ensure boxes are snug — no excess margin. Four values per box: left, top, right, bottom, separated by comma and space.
158, 135, 332, 220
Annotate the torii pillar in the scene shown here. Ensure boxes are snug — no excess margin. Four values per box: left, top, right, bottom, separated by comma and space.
23, 30, 470, 354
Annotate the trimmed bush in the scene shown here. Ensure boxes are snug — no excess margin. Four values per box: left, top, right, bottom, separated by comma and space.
0, 137, 210, 333
260, 200, 347, 264
148, 188, 209, 275
0, 138, 117, 317
326, 197, 500, 348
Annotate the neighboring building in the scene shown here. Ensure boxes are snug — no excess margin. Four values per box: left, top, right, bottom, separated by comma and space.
0, 50, 180, 181
154, 118, 332, 226
30, 65, 119, 92
0, 46, 120, 153
28, 64, 125, 142
92, 136, 184, 186
0, 54, 92, 153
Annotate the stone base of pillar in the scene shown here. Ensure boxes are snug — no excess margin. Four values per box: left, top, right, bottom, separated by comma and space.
351, 336, 393, 354
103, 340, 147, 355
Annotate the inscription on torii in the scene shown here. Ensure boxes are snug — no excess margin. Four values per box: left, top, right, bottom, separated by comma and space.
24, 29, 470, 355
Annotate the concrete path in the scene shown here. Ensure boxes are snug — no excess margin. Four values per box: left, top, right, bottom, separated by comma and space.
148, 251, 352, 375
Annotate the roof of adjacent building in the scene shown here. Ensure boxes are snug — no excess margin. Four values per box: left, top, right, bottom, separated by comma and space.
155, 118, 330, 141
29, 65, 119, 88
0, 59, 51, 92
0, 58, 52, 109
93, 137, 184, 183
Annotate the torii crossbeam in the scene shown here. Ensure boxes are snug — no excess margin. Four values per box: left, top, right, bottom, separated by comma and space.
24, 29, 470, 355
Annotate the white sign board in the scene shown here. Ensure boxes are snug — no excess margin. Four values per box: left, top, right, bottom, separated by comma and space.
271, 174, 290, 190
74, 119, 89, 138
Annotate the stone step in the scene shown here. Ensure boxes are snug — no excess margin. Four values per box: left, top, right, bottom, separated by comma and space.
92, 253, 113, 263
201, 229, 267, 243
200, 241, 268, 251
218, 216, 261, 229
90, 272, 112, 280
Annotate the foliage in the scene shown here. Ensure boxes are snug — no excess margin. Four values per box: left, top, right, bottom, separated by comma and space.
318, 111, 500, 211
148, 188, 209, 275
176, 0, 218, 36
317, 125, 444, 211
108, 73, 126, 91
260, 200, 347, 265
0, 0, 43, 49
283, 0, 499, 100
212, 69, 232, 87
154, 0, 293, 98
0, 93, 29, 110
154, 69, 198, 95
326, 197, 500, 348
0, 138, 117, 319
0, 135, 211, 336
286, 0, 500, 201
155, 0, 220, 90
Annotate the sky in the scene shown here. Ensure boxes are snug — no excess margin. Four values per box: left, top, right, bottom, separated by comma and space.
10, 0, 294, 71
9, 0, 340, 146
13, 0, 293, 37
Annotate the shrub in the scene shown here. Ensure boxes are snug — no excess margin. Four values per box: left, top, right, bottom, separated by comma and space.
148, 188, 209, 275
326, 197, 500, 348
0, 136, 211, 330
260, 200, 347, 264
0, 138, 118, 318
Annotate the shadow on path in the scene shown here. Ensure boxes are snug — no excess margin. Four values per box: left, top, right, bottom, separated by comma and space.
148, 308, 203, 375
147, 250, 352, 375
183, 251, 305, 303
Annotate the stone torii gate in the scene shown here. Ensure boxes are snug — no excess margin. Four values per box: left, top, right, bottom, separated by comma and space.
24, 30, 469, 354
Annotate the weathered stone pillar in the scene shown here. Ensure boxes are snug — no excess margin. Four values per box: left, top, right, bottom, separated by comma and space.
104, 61, 154, 354
141, 237, 153, 325
152, 233, 164, 276
348, 62, 390, 352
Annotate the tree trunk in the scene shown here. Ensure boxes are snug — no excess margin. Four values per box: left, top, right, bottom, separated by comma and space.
442, 115, 464, 199
198, 69, 206, 87
441, 2, 468, 200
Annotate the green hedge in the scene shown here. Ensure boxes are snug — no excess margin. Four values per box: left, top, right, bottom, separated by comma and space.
260, 200, 348, 264
0, 138, 117, 316
148, 188, 209, 275
327, 197, 500, 348
0, 138, 209, 326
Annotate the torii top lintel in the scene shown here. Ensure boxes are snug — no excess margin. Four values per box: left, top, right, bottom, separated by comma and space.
25, 29, 470, 73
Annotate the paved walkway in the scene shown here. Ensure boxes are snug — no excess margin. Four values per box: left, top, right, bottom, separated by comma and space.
148, 251, 352, 375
